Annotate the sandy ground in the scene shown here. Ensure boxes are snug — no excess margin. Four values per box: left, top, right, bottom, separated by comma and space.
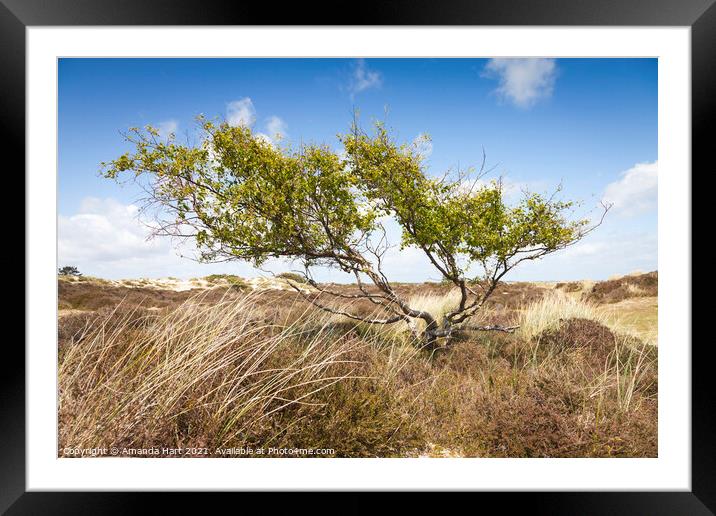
60, 275, 313, 292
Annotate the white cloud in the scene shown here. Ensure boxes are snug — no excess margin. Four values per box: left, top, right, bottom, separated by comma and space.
603, 161, 658, 216
225, 100, 286, 145
483, 58, 557, 108
502, 232, 657, 281
226, 97, 256, 127
58, 198, 292, 280
412, 133, 433, 159
58, 197, 169, 265
156, 119, 178, 139
254, 116, 288, 146
561, 241, 609, 258
349, 59, 382, 96
265, 115, 288, 140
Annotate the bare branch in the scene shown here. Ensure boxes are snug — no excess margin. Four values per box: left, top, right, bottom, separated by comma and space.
458, 324, 519, 334
284, 280, 406, 325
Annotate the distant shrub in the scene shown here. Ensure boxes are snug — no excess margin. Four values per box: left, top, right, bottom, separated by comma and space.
58, 265, 81, 276
277, 272, 309, 284
585, 271, 658, 304
204, 274, 249, 289
555, 281, 582, 292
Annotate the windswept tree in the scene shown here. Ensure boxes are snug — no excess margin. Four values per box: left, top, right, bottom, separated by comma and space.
102, 119, 608, 348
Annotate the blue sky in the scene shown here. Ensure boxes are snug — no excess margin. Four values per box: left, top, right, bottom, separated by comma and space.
58, 58, 657, 281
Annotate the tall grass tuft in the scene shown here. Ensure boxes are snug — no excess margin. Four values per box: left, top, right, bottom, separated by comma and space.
592, 335, 657, 413
58, 291, 368, 452
517, 290, 608, 341
407, 288, 463, 326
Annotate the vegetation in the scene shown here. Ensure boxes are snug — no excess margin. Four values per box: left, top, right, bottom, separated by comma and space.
59, 265, 81, 276
58, 275, 657, 458
585, 271, 658, 304
203, 274, 250, 289
102, 119, 609, 348
276, 272, 310, 284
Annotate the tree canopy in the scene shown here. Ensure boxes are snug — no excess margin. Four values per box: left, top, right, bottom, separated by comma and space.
103, 118, 606, 347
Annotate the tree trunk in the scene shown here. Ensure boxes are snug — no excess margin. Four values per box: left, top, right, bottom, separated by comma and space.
422, 315, 440, 350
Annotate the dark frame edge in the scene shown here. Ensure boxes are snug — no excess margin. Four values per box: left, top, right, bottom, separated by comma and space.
691, 1, 716, 513
0, 1, 26, 515
6, 0, 711, 513
1, 0, 716, 26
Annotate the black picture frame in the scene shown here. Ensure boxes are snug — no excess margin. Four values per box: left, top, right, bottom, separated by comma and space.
3, 0, 708, 513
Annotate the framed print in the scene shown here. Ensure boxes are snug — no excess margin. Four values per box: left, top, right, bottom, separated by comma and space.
3, 0, 710, 512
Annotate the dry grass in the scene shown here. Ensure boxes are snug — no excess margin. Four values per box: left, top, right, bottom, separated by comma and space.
58, 279, 658, 458
596, 297, 658, 346
407, 289, 463, 325
60, 292, 364, 453
518, 290, 657, 347
517, 290, 609, 341
610, 335, 657, 412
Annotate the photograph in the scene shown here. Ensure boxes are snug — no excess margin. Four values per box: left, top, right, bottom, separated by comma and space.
57, 57, 658, 459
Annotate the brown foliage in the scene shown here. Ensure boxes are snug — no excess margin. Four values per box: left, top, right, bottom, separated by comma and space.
57, 280, 657, 458
585, 271, 658, 304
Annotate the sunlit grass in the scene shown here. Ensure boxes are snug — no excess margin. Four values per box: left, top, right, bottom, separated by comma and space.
58, 282, 658, 458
